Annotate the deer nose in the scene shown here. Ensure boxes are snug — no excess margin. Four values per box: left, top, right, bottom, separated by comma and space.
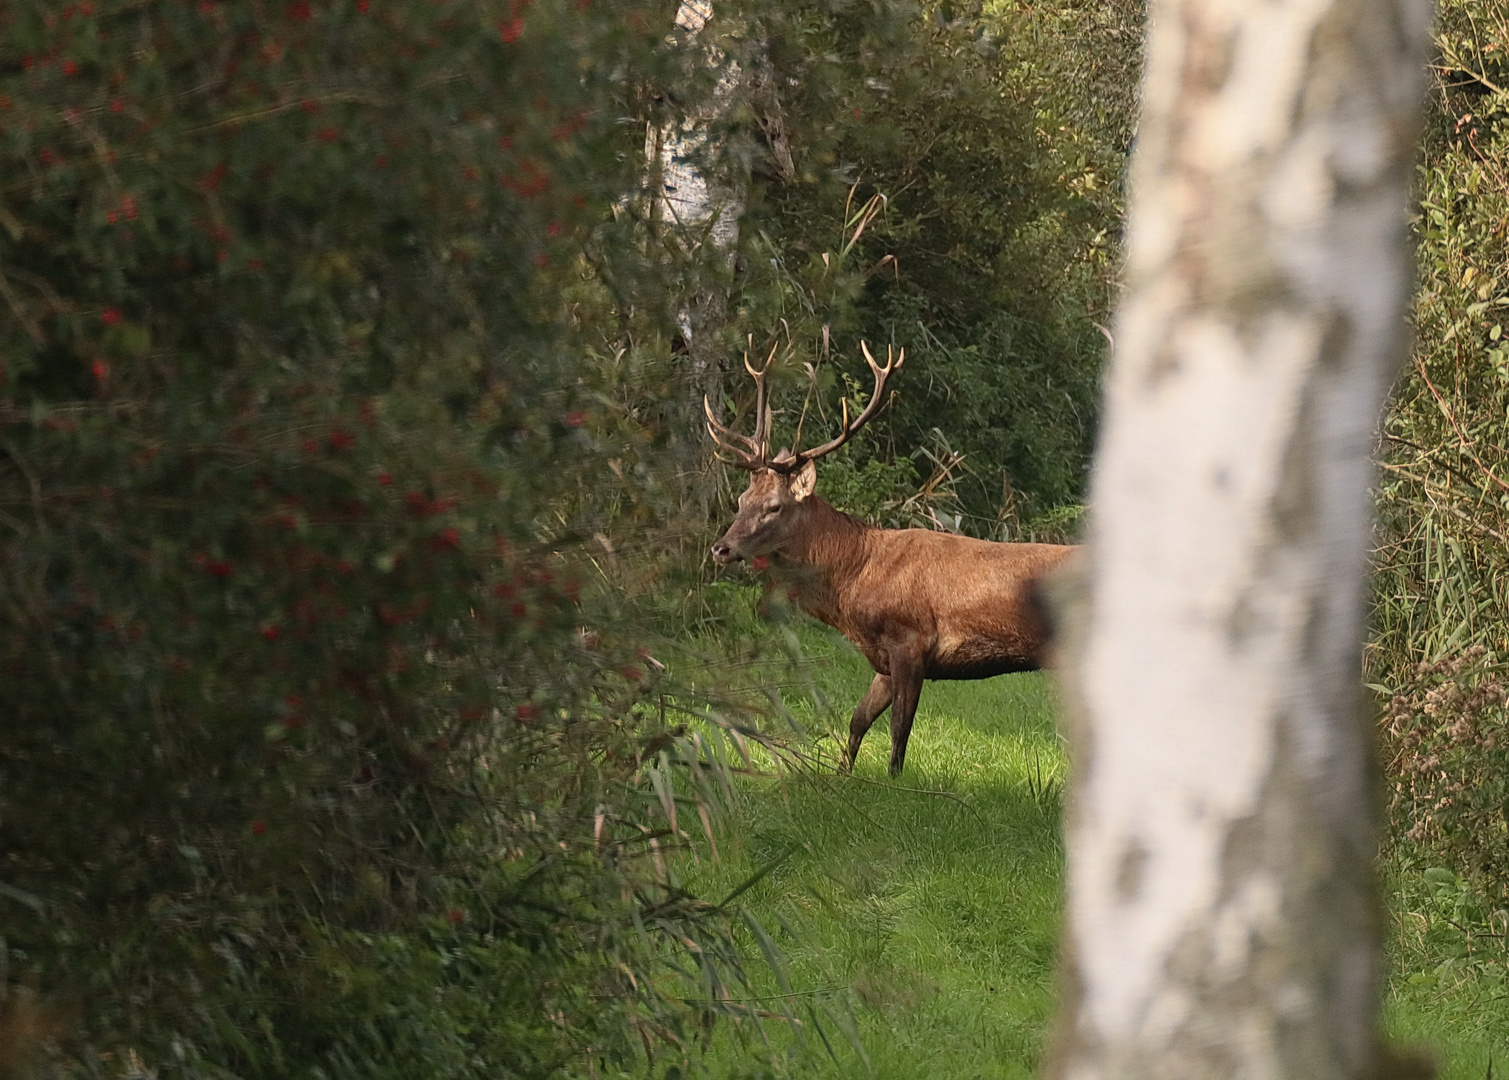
711, 541, 734, 564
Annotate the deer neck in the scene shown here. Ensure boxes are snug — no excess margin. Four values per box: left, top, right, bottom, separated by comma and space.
771, 497, 869, 623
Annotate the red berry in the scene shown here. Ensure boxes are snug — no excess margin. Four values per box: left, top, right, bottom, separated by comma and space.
251, 820, 267, 835
101, 308, 122, 325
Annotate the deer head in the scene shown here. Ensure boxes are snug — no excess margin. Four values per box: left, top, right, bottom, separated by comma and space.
707, 342, 904, 564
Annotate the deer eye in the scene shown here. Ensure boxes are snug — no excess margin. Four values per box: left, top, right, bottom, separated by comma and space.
761, 505, 781, 518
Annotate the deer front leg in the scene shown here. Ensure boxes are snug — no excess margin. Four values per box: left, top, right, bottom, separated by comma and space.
841, 673, 893, 774
886, 654, 926, 777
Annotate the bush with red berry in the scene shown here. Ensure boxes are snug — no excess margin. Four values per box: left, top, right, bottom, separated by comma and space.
0, 2, 782, 1076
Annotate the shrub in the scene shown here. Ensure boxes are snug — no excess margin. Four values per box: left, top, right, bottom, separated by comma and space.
726, 0, 1140, 528
0, 3, 776, 1076
1380, 648, 1509, 884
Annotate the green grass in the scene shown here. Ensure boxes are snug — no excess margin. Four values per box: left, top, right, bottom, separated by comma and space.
680, 626, 1065, 1080
1382, 862, 1509, 1080
681, 625, 1509, 1080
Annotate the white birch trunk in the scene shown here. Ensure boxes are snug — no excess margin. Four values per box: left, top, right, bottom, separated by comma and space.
648, 0, 748, 347
1048, 2, 1433, 1078
650, 0, 746, 262
647, 0, 755, 510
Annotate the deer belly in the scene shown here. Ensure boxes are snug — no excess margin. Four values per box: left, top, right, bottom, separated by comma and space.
927, 631, 1041, 680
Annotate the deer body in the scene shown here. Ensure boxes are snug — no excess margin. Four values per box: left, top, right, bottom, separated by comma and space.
771, 496, 1066, 679
707, 342, 1075, 775
713, 464, 1073, 775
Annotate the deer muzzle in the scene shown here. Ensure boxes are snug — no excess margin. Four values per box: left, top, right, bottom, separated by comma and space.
710, 537, 739, 564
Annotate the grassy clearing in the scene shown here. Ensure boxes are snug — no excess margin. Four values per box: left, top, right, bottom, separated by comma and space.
679, 625, 1509, 1079
679, 626, 1064, 1080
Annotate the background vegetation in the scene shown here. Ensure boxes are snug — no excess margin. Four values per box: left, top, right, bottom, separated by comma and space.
0, 2, 793, 1076
6, 0, 1509, 1075
1370, 0, 1509, 1059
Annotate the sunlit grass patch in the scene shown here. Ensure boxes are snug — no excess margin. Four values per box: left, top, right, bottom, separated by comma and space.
673, 623, 1508, 1080
679, 628, 1065, 1080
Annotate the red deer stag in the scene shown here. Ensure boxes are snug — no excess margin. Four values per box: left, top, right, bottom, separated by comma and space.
707, 344, 1075, 775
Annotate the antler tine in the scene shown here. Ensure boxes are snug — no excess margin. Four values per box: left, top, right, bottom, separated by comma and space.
860, 340, 905, 378
703, 394, 763, 458
705, 341, 786, 471
744, 342, 777, 460
709, 444, 766, 471
777, 340, 905, 471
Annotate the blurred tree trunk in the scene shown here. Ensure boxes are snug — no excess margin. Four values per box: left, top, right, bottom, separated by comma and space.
1047, 2, 1432, 1079
647, 0, 751, 425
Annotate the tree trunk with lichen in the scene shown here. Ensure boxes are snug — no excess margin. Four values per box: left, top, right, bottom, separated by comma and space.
1046, 2, 1433, 1079
648, 0, 750, 424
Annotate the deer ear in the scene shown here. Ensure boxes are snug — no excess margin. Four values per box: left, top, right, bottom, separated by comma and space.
789, 459, 817, 501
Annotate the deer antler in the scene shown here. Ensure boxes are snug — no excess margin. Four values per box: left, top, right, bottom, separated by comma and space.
768, 341, 904, 473
705, 340, 904, 473
703, 342, 776, 471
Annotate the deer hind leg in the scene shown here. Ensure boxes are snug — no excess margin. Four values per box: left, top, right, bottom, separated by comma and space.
841, 674, 893, 774
887, 657, 926, 777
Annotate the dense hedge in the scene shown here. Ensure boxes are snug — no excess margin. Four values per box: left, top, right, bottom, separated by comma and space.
0, 3, 778, 1077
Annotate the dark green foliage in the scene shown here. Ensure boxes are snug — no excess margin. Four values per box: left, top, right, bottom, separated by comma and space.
733, 0, 1140, 529
0, 3, 773, 1076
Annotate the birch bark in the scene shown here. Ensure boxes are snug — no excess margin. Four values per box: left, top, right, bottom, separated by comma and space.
1047, 2, 1433, 1079
648, 0, 749, 383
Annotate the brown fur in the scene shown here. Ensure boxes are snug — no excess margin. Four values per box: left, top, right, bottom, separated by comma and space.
712, 463, 1075, 775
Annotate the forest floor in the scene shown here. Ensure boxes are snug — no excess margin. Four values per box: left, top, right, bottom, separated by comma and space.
679, 625, 1509, 1080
